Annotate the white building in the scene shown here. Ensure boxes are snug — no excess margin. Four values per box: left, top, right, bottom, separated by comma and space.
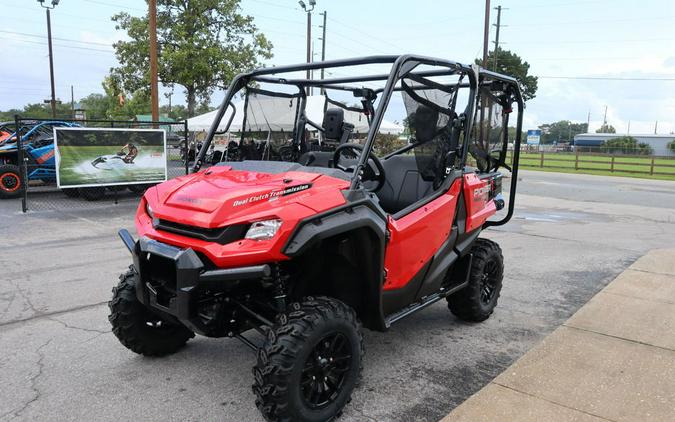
573, 133, 675, 156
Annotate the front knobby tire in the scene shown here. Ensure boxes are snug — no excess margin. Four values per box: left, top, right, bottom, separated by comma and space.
253, 297, 364, 422
108, 269, 194, 356
447, 238, 504, 322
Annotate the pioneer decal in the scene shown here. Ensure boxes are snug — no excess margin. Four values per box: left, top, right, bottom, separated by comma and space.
472, 185, 490, 202
232, 183, 312, 207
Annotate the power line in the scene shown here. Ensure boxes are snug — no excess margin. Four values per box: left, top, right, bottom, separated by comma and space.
0, 37, 114, 54
516, 37, 675, 45
0, 29, 114, 47
508, 15, 675, 27
0, 2, 116, 23
326, 16, 400, 51
81, 0, 145, 12
539, 76, 675, 81
514, 0, 607, 9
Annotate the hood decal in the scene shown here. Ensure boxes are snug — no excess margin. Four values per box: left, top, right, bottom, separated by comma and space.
233, 183, 312, 207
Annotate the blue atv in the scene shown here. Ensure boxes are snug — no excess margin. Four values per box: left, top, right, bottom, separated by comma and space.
0, 121, 79, 199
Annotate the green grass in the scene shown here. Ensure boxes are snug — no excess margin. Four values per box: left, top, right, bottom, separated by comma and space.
58, 145, 166, 186
508, 152, 675, 181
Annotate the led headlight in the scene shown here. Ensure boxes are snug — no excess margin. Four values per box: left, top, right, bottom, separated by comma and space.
245, 219, 282, 240
145, 201, 154, 219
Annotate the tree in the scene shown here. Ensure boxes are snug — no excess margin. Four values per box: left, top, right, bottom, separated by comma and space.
596, 123, 616, 133
79, 93, 111, 120
508, 126, 527, 143
667, 140, 675, 153
538, 120, 588, 144
112, 0, 272, 117
603, 136, 652, 155
0, 102, 73, 120
475, 48, 538, 101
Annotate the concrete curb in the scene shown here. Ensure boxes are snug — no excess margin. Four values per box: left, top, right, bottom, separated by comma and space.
441, 248, 675, 422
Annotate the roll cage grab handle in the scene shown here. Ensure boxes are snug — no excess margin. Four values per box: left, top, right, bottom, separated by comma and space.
193, 55, 523, 227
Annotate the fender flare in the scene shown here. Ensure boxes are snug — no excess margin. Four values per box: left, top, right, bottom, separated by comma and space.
283, 203, 388, 331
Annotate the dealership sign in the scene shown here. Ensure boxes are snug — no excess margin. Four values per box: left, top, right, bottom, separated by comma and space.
527, 129, 541, 145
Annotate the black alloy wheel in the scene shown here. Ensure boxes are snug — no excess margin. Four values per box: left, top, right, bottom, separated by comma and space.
480, 260, 500, 304
301, 332, 353, 409
253, 296, 363, 422
447, 238, 504, 322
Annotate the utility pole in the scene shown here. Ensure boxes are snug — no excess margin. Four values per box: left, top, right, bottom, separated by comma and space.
299, 1, 316, 96
492, 5, 507, 71
38, 0, 60, 118
655, 121, 658, 134
627, 120, 631, 134
319, 11, 327, 95
70, 85, 74, 118
482, 0, 491, 67
587, 110, 591, 132
603, 105, 608, 126
148, 0, 160, 124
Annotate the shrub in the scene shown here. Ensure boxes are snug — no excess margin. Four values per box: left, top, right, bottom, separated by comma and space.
602, 136, 652, 155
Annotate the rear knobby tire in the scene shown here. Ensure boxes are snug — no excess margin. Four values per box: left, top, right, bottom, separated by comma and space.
253, 296, 364, 422
108, 269, 194, 356
0, 164, 22, 199
447, 238, 504, 322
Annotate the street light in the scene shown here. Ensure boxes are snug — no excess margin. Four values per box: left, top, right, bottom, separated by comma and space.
37, 0, 60, 117
299, 0, 316, 95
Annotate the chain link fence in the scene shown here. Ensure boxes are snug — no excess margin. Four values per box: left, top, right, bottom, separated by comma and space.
4, 116, 195, 212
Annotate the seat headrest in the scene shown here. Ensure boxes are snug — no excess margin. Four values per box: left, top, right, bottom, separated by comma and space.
322, 108, 345, 140
413, 105, 439, 142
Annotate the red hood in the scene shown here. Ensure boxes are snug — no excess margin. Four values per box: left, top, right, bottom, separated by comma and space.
147, 166, 350, 228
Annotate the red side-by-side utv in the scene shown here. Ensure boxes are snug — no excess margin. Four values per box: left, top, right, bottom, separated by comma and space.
110, 55, 523, 421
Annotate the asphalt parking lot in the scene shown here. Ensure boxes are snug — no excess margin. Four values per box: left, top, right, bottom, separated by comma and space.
1, 170, 674, 422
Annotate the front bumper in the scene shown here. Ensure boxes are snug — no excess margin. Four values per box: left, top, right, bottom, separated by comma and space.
119, 229, 271, 335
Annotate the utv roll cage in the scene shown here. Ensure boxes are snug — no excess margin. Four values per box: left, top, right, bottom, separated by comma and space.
194, 55, 523, 227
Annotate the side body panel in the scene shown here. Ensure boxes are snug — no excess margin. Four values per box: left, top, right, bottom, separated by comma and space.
383, 179, 462, 291
463, 173, 496, 232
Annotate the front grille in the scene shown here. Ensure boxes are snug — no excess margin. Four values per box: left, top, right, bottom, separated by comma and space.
154, 219, 248, 245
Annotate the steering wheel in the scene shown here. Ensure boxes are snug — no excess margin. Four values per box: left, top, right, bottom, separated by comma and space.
332, 143, 386, 192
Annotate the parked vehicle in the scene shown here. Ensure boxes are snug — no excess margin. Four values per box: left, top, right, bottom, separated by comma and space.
110, 55, 523, 421
0, 121, 79, 199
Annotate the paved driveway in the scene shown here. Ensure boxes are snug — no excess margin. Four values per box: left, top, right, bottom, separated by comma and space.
1, 170, 674, 421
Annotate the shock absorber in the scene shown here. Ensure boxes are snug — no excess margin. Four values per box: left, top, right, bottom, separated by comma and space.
271, 265, 289, 314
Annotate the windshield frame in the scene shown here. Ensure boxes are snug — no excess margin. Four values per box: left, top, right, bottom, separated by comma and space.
194, 55, 522, 194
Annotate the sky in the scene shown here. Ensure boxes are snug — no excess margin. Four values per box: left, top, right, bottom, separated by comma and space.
1, 0, 674, 134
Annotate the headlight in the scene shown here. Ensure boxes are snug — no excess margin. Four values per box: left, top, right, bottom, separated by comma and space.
245, 219, 282, 240
145, 201, 154, 219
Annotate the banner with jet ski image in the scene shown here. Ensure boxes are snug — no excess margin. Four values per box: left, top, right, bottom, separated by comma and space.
54, 127, 167, 188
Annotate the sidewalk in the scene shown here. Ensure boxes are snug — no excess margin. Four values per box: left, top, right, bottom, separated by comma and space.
442, 248, 675, 422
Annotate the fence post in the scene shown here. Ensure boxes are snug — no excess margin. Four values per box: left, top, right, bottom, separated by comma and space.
610, 155, 615, 173
14, 115, 27, 213
540, 151, 544, 168
184, 120, 189, 175
650, 157, 655, 175
575, 150, 579, 170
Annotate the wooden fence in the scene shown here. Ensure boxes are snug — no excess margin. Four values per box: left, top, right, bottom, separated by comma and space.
509, 151, 675, 177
